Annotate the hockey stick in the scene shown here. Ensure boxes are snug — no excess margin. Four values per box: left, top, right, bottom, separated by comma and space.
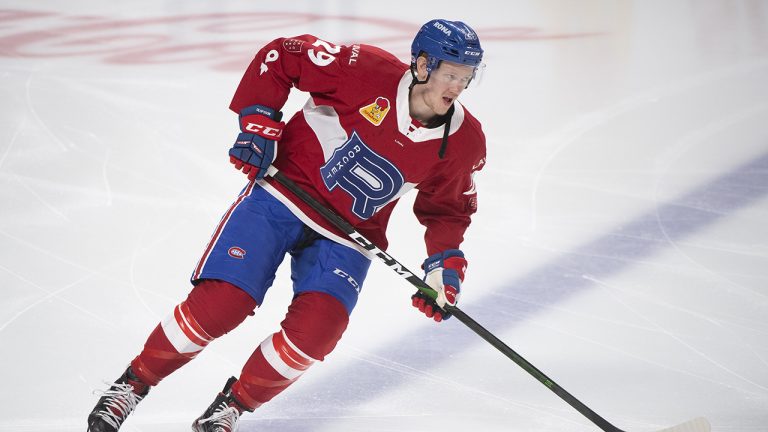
267, 167, 710, 432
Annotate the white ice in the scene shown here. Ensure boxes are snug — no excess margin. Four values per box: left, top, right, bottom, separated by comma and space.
1, 1, 767, 431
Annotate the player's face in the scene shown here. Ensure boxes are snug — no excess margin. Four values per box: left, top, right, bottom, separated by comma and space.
417, 59, 475, 117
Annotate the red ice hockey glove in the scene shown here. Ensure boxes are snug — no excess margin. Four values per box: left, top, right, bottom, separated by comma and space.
229, 104, 285, 181
411, 249, 467, 322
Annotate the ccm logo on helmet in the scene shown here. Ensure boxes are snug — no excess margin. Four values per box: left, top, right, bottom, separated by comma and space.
244, 122, 282, 138
228, 247, 246, 259
433, 22, 452, 36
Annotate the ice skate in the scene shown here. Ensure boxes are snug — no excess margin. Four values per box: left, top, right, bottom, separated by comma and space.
87, 366, 150, 432
192, 377, 251, 432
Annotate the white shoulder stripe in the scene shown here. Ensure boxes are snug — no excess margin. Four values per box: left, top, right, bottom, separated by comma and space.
302, 97, 348, 161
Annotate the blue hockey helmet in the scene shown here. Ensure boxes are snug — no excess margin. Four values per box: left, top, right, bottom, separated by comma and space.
411, 19, 484, 77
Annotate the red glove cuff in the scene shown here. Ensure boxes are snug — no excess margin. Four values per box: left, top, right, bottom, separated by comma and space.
443, 256, 468, 282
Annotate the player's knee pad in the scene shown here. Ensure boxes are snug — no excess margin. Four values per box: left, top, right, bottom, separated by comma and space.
252, 291, 350, 380
280, 291, 350, 361
161, 279, 257, 355
131, 280, 257, 386
230, 292, 349, 409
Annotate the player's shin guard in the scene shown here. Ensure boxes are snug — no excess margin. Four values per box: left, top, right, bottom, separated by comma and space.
230, 292, 349, 410
130, 279, 257, 386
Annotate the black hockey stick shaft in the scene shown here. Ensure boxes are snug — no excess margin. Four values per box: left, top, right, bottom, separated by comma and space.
269, 169, 623, 432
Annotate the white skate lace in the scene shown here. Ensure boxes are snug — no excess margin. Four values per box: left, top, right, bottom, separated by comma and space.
93, 382, 144, 429
198, 402, 241, 432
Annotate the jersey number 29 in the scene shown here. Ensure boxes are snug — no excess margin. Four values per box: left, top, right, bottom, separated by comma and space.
308, 39, 341, 67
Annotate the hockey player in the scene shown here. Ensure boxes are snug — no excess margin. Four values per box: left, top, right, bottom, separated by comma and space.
88, 18, 486, 432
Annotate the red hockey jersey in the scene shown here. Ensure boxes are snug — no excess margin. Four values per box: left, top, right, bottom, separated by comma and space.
230, 35, 486, 257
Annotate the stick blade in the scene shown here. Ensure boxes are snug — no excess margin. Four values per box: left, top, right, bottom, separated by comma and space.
654, 417, 711, 432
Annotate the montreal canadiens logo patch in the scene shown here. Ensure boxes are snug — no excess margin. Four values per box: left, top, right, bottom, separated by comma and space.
359, 96, 390, 126
228, 247, 246, 259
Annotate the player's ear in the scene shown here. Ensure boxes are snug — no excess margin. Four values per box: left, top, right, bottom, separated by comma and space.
416, 55, 429, 81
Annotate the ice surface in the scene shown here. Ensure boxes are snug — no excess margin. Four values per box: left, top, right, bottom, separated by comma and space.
1, 1, 767, 431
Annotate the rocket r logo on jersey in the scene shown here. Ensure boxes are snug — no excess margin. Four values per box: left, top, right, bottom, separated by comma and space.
320, 131, 404, 219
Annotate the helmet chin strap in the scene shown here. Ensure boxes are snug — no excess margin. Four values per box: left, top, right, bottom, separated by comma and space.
408, 66, 430, 90
438, 109, 453, 159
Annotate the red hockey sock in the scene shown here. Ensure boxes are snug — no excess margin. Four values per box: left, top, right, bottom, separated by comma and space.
130, 279, 257, 386
231, 292, 349, 410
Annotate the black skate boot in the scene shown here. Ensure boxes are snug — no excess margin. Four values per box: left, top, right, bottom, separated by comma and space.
87, 366, 150, 432
192, 377, 252, 432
